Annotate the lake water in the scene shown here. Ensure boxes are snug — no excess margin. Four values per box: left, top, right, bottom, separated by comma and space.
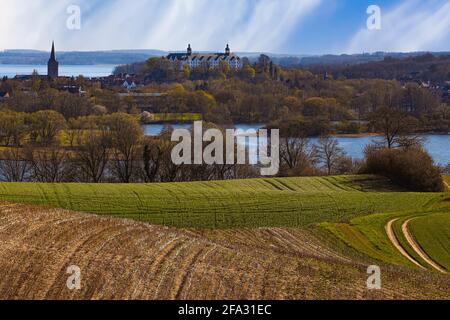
143, 123, 450, 166
143, 123, 267, 136
308, 135, 450, 166
0, 64, 116, 78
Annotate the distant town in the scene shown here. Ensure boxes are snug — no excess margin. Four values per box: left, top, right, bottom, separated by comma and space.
0, 41, 449, 141
2, 42, 450, 102
1, 42, 244, 99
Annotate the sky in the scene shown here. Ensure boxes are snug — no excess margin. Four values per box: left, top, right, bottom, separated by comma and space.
1, 0, 450, 55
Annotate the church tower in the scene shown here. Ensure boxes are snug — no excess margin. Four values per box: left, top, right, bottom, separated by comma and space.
187, 44, 192, 56
47, 41, 59, 79
225, 44, 230, 56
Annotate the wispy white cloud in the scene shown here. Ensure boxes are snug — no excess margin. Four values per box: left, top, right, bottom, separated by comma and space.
347, 0, 450, 53
0, 0, 321, 52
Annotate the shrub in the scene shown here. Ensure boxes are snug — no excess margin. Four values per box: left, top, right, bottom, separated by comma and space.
361, 146, 444, 192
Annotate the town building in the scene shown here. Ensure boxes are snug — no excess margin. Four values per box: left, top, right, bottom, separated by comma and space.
48, 41, 59, 79
122, 79, 137, 90
167, 44, 243, 70
0, 91, 10, 102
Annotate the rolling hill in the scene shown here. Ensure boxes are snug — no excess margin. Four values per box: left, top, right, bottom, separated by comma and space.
0, 175, 444, 229
0, 175, 448, 299
0, 202, 448, 300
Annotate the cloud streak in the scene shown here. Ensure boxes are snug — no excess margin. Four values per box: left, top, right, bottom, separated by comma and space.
348, 0, 450, 53
0, 0, 321, 52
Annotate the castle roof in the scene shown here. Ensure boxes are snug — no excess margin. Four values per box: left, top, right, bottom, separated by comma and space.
167, 52, 240, 62
167, 44, 240, 63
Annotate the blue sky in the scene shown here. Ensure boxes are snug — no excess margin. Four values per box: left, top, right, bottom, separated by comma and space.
1, 0, 450, 54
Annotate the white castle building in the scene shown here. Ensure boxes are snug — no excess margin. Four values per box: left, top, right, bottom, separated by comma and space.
167, 44, 243, 70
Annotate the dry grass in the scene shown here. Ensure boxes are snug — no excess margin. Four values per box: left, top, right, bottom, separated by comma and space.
0, 202, 448, 300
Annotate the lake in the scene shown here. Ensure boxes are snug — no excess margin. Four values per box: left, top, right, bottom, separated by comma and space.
143, 124, 450, 166
309, 135, 450, 166
0, 64, 116, 78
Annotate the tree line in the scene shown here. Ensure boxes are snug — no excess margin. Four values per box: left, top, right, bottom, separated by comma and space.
0, 110, 354, 183
1, 54, 449, 136
0, 109, 445, 191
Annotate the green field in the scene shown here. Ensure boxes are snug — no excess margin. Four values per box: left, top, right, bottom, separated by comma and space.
409, 213, 450, 272
148, 113, 202, 122
0, 175, 446, 229
320, 213, 414, 266
0, 174, 449, 271
322, 206, 450, 269
391, 215, 430, 268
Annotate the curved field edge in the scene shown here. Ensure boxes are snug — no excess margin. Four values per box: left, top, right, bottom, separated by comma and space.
391, 216, 429, 270
319, 210, 450, 271
0, 175, 445, 229
318, 213, 418, 268
0, 202, 449, 300
409, 213, 450, 272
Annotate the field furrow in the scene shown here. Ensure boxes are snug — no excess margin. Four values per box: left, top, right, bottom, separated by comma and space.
0, 202, 449, 300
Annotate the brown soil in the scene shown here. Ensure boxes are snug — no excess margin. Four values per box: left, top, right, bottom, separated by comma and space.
0, 203, 449, 300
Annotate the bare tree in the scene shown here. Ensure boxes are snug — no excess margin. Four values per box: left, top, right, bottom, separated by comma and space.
0, 148, 30, 182
27, 148, 71, 182
158, 137, 182, 182
107, 113, 143, 183
280, 136, 317, 176
316, 136, 346, 175
370, 107, 422, 149
75, 130, 111, 183
142, 137, 165, 182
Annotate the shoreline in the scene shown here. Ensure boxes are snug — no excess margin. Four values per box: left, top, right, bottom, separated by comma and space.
141, 123, 450, 138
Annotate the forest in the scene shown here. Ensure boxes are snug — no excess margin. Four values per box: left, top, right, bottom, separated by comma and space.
2, 53, 449, 137
0, 53, 449, 186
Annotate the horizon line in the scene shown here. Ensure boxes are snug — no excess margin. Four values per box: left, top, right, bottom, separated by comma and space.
2, 48, 450, 57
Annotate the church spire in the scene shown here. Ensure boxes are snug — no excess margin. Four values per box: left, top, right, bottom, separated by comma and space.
50, 41, 56, 61
48, 41, 59, 79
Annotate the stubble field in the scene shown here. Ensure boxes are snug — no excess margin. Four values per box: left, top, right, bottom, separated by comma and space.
0, 175, 448, 299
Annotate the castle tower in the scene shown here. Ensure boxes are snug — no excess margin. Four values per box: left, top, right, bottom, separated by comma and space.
225, 44, 230, 56
48, 41, 59, 79
187, 44, 192, 56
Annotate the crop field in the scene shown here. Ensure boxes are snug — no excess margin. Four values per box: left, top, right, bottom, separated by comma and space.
322, 208, 450, 273
409, 213, 450, 272
391, 216, 430, 269
0, 202, 448, 300
0, 175, 449, 299
0, 175, 446, 229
